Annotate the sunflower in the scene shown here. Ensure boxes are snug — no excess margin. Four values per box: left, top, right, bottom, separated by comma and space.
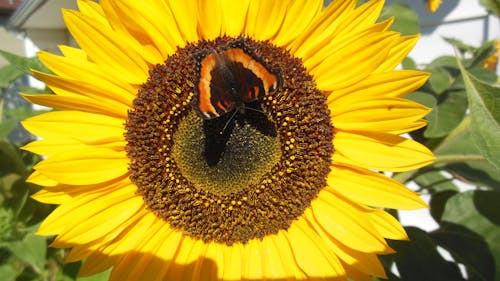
22, 0, 434, 280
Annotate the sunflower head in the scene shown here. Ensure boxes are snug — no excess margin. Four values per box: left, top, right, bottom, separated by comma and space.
22, 0, 434, 280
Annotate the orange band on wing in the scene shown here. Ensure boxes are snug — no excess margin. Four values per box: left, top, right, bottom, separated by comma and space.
223, 49, 279, 93
198, 53, 220, 117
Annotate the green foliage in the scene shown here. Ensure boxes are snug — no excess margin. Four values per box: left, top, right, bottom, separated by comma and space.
379, 3, 420, 36
379, 2, 500, 281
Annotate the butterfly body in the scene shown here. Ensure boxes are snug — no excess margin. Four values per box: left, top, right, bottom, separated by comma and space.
191, 39, 281, 120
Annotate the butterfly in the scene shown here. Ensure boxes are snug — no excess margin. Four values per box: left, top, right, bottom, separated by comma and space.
191, 39, 282, 120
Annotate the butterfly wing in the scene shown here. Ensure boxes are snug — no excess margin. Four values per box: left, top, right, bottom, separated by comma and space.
191, 40, 281, 120
223, 47, 280, 102
192, 52, 237, 119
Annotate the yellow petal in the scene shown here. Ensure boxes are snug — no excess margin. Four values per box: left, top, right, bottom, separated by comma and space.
311, 191, 388, 253
197, 0, 222, 40
303, 209, 387, 277
327, 70, 430, 100
220, 0, 249, 37
22, 94, 127, 119
32, 189, 71, 204
245, 0, 288, 40
77, 0, 107, 26
22, 110, 124, 145
327, 164, 427, 210
272, 0, 323, 47
290, 0, 356, 55
330, 97, 430, 134
369, 209, 409, 240
333, 131, 435, 171
107, 1, 185, 57
109, 219, 167, 281
23, 138, 125, 156
220, 242, 243, 280
37, 51, 137, 105
376, 35, 420, 73
286, 218, 345, 277
165, 0, 199, 43
34, 147, 129, 185
312, 32, 398, 91
63, 9, 149, 84
37, 183, 136, 237
26, 171, 58, 187
77, 251, 117, 277
32, 71, 131, 114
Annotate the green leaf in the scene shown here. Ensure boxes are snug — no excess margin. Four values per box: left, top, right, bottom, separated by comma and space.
402, 57, 417, 70
379, 3, 420, 36
429, 67, 453, 94
0, 50, 49, 77
424, 89, 468, 138
442, 191, 500, 281
0, 107, 48, 140
431, 223, 495, 281
0, 141, 27, 176
430, 190, 458, 223
0, 264, 21, 281
405, 91, 437, 109
480, 0, 500, 16
414, 170, 458, 193
469, 41, 496, 69
76, 269, 111, 281
388, 227, 465, 281
434, 120, 500, 190
6, 233, 47, 274
0, 65, 24, 89
444, 38, 475, 54
457, 58, 500, 169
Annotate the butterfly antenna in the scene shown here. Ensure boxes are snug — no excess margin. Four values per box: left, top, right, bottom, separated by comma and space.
220, 109, 239, 135
244, 106, 266, 115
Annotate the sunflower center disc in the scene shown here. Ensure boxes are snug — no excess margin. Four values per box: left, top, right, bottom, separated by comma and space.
173, 111, 281, 195
126, 37, 334, 244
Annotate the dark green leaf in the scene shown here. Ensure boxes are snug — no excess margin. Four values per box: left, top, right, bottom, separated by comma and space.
6, 233, 47, 273
442, 191, 500, 281
388, 227, 465, 281
379, 3, 420, 36
0, 140, 27, 175
430, 190, 458, 223
431, 223, 495, 281
414, 170, 459, 222
457, 59, 500, 169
